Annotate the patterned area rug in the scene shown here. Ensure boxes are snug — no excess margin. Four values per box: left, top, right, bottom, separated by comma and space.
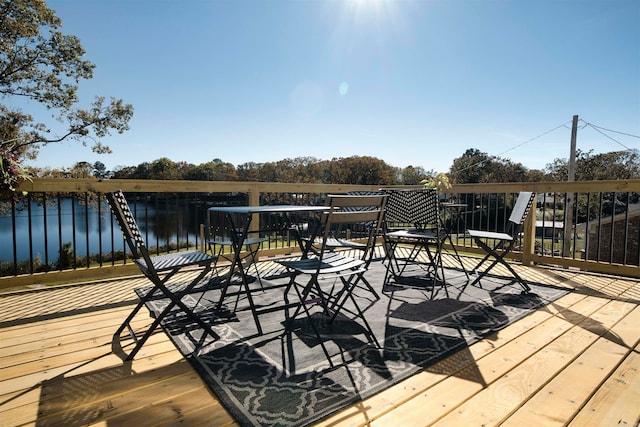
140, 259, 569, 427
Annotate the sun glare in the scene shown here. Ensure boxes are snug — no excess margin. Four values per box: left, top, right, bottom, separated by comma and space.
346, 0, 403, 25
340, 0, 407, 41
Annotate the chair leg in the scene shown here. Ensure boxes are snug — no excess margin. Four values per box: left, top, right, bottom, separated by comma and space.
470, 250, 494, 276
357, 275, 379, 299
332, 272, 379, 301
382, 239, 406, 287
283, 277, 305, 330
311, 272, 380, 348
284, 277, 335, 366
468, 238, 530, 293
445, 233, 470, 280
382, 241, 397, 285
347, 291, 380, 348
114, 266, 220, 361
497, 259, 531, 293
246, 243, 265, 291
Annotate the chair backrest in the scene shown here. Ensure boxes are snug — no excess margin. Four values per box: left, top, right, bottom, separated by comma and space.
317, 194, 387, 264
333, 190, 386, 234
509, 192, 535, 225
106, 190, 148, 262
507, 191, 536, 235
382, 188, 439, 230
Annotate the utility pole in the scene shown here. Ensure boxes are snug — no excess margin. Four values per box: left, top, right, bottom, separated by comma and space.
563, 115, 578, 257
568, 115, 578, 182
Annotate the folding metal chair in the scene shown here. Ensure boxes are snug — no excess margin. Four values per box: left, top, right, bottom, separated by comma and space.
467, 191, 536, 293
303, 190, 386, 299
106, 190, 219, 361
277, 194, 387, 354
382, 188, 446, 297
207, 231, 267, 290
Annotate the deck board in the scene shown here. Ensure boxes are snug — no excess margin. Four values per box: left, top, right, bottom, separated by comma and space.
1, 253, 638, 427
502, 307, 640, 427
429, 291, 639, 426
567, 342, 640, 427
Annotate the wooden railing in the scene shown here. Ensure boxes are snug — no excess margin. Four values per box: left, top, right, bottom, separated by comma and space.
1, 179, 383, 289
445, 180, 640, 278
1, 178, 638, 289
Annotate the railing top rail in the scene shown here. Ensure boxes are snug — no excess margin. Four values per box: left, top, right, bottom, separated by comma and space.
16, 178, 383, 194
449, 179, 640, 194
16, 178, 640, 196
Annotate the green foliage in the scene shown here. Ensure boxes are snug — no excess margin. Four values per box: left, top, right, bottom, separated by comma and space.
0, 141, 31, 198
544, 149, 640, 181
399, 165, 430, 185
0, 255, 44, 276
0, 0, 133, 197
92, 161, 110, 179
449, 148, 531, 184
55, 242, 74, 270
422, 172, 451, 193
112, 155, 401, 186
320, 156, 397, 185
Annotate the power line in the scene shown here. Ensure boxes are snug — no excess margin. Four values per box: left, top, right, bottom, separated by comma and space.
450, 118, 638, 177
451, 120, 571, 176
494, 121, 571, 158
581, 120, 637, 151
586, 122, 640, 139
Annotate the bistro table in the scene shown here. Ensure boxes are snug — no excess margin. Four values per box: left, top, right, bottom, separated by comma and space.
206, 205, 328, 334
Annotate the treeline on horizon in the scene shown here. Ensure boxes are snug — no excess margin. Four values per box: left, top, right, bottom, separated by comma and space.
35, 148, 640, 185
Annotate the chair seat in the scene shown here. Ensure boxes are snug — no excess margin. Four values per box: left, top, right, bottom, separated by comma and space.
209, 237, 267, 246
135, 250, 214, 274
279, 252, 366, 275
386, 229, 439, 240
467, 229, 513, 241
309, 237, 367, 249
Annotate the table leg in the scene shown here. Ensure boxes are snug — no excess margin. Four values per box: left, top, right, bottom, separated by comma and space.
215, 213, 263, 335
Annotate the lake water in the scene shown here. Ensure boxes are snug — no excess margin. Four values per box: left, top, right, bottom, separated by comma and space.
0, 197, 201, 264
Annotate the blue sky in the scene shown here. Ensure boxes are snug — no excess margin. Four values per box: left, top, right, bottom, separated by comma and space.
27, 0, 640, 173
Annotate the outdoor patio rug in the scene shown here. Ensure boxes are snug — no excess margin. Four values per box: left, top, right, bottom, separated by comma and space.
138, 258, 569, 427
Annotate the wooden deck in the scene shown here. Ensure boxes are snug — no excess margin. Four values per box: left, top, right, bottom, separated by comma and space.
1, 252, 639, 426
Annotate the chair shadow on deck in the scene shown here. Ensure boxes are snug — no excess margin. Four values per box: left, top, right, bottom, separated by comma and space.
35, 362, 133, 426
32, 357, 218, 426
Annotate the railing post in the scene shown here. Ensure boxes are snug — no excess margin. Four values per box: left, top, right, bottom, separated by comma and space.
248, 187, 261, 232
200, 223, 205, 252
522, 206, 536, 266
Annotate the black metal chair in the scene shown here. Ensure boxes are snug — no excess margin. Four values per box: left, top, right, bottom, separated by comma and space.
382, 188, 446, 297
277, 194, 387, 356
106, 190, 219, 361
303, 190, 386, 299
467, 191, 536, 293
207, 230, 267, 290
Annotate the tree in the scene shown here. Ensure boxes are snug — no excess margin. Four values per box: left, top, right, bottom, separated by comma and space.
183, 160, 237, 181
449, 148, 492, 184
92, 161, 110, 178
322, 156, 397, 185
398, 166, 429, 185
449, 148, 531, 184
544, 149, 640, 181
148, 158, 181, 180
0, 0, 133, 196
526, 169, 546, 182
236, 161, 264, 181
111, 165, 137, 179
69, 161, 92, 178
